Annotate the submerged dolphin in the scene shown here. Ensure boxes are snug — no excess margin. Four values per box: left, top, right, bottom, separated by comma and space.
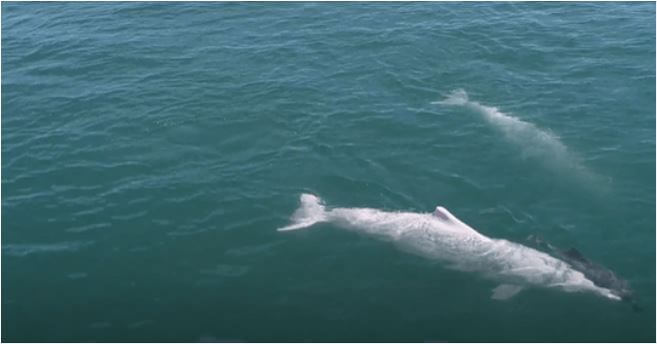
279, 194, 622, 301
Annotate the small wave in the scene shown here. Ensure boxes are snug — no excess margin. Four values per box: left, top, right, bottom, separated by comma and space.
224, 240, 284, 257
199, 264, 250, 277
2, 241, 94, 257
66, 222, 111, 233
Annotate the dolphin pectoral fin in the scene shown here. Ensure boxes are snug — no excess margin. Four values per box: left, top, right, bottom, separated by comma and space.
491, 284, 524, 300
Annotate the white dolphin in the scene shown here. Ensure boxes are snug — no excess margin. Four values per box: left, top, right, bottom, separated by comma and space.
278, 194, 621, 301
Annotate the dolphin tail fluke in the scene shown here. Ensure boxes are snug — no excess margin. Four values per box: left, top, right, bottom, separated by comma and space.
277, 194, 327, 231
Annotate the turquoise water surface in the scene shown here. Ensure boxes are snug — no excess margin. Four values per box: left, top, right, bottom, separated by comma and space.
2, 2, 655, 342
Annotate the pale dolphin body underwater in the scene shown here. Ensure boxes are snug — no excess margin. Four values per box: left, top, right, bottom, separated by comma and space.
432, 89, 604, 188
278, 194, 622, 301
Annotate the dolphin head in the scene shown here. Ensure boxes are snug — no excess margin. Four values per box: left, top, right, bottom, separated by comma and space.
608, 279, 642, 312
562, 249, 634, 302
607, 276, 633, 302
525, 238, 637, 305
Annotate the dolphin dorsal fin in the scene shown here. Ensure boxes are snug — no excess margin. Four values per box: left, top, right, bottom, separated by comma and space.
433, 206, 478, 234
434, 206, 455, 222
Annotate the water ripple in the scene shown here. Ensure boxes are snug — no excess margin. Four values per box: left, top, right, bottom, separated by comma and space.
2, 241, 94, 257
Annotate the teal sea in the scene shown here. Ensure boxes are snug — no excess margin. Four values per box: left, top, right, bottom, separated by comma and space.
2, 2, 655, 342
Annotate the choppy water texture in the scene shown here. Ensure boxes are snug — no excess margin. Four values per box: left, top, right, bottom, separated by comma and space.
2, 3, 655, 342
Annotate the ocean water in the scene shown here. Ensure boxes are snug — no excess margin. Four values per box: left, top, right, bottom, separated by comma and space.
1, 2, 655, 342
